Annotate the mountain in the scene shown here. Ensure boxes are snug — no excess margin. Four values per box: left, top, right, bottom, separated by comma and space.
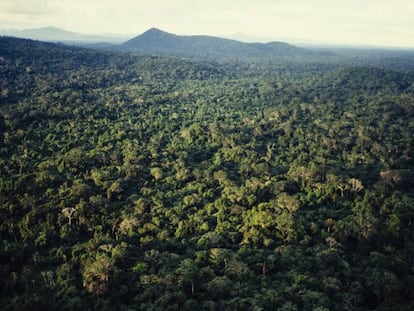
122, 28, 312, 58
0, 26, 128, 44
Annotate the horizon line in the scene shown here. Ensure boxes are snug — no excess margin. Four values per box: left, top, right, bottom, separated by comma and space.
1, 25, 413, 50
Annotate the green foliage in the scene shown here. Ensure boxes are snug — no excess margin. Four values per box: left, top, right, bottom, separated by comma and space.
1, 36, 414, 310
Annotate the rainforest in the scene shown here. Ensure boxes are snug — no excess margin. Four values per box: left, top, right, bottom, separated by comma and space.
1, 36, 414, 310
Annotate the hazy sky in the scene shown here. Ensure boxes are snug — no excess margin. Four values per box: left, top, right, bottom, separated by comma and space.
0, 0, 413, 47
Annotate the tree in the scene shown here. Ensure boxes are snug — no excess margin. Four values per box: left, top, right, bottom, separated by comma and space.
82, 253, 113, 295
62, 207, 76, 226
176, 258, 199, 295
150, 167, 163, 180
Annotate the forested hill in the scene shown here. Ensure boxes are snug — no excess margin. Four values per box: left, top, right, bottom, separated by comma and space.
1, 37, 414, 310
310, 67, 414, 101
121, 28, 312, 57
0, 36, 227, 103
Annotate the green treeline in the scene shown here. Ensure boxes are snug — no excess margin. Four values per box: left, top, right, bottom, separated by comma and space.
1, 37, 414, 310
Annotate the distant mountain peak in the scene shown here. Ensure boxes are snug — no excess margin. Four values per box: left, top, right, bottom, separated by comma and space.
37, 26, 65, 31
139, 27, 176, 38
122, 28, 312, 58
144, 27, 169, 34
0, 26, 128, 44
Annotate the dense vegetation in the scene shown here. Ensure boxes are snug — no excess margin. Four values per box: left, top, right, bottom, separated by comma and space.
1, 36, 414, 310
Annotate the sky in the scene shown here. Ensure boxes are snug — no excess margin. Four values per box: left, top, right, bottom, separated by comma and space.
0, 0, 413, 47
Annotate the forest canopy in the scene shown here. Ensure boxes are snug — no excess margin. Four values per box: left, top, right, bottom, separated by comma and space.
1, 36, 414, 310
